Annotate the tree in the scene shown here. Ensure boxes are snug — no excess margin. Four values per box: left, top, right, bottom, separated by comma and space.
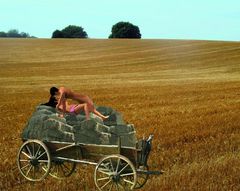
109, 21, 141, 39
52, 25, 88, 38
0, 29, 34, 38
20, 32, 30, 38
0, 31, 7, 37
7, 29, 21, 37
52, 30, 63, 38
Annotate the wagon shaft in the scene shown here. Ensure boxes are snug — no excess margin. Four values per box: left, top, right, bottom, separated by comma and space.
137, 169, 162, 175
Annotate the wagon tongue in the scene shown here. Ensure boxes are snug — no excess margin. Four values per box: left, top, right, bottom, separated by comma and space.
137, 169, 162, 175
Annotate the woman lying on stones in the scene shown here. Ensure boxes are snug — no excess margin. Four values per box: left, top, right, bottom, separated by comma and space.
49, 86, 109, 120
43, 95, 100, 120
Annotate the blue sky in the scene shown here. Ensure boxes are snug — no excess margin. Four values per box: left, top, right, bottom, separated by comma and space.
1, 0, 240, 41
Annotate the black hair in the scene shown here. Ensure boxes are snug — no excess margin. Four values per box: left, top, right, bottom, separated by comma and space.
50, 87, 59, 96
42, 96, 58, 108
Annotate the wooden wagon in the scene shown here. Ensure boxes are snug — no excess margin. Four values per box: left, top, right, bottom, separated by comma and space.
17, 134, 160, 190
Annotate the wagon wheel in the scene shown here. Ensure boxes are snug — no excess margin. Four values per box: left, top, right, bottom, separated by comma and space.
17, 140, 51, 181
48, 160, 76, 179
134, 165, 149, 189
94, 154, 137, 191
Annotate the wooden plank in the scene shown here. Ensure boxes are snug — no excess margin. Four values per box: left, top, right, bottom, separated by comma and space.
45, 141, 139, 164
81, 144, 119, 159
120, 147, 138, 165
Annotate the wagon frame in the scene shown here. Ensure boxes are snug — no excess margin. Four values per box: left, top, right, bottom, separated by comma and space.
17, 134, 160, 190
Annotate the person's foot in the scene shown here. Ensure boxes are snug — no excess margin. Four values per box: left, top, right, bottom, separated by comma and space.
102, 115, 110, 120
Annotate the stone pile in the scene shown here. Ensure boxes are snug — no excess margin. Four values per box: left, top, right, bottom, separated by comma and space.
22, 105, 136, 147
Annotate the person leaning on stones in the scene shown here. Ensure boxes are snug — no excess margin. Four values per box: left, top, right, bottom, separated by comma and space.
50, 86, 109, 120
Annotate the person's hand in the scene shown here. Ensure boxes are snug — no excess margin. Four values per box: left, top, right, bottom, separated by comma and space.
58, 113, 64, 118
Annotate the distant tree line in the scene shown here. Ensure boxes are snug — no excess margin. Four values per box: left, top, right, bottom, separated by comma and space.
52, 21, 141, 39
0, 21, 141, 39
0, 29, 36, 38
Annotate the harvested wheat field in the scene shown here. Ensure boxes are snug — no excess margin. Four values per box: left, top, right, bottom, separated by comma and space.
0, 38, 240, 191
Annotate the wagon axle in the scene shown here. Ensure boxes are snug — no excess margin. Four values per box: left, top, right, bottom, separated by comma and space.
110, 172, 122, 183
29, 157, 39, 166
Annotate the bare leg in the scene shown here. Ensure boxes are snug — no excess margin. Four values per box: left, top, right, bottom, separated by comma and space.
74, 100, 108, 121
92, 109, 109, 120
86, 102, 109, 120
74, 103, 90, 120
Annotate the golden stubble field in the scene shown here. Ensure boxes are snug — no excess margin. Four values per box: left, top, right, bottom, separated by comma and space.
0, 38, 239, 191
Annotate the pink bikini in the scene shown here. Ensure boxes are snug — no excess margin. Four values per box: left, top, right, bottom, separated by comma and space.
70, 105, 75, 113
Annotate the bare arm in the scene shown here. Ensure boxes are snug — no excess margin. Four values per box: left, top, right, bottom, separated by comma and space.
56, 90, 66, 116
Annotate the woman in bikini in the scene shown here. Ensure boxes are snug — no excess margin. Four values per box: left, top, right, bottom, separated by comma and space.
58, 100, 89, 116
50, 86, 109, 120
43, 95, 88, 116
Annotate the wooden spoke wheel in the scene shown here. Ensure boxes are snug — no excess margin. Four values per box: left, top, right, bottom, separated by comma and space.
134, 165, 149, 189
94, 154, 137, 191
48, 160, 76, 179
17, 140, 51, 181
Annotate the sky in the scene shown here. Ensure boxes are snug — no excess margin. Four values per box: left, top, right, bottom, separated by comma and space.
1, 0, 240, 41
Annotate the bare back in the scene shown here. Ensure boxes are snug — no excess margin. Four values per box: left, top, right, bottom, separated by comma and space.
59, 87, 92, 104
59, 87, 74, 99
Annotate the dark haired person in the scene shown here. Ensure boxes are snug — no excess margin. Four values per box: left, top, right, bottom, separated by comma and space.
50, 86, 109, 120
42, 95, 58, 108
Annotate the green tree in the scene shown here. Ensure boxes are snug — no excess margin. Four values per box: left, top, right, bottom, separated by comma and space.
52, 30, 63, 38
52, 25, 88, 38
20, 32, 30, 38
0, 29, 33, 38
0, 31, 7, 37
7, 29, 21, 37
109, 21, 141, 39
